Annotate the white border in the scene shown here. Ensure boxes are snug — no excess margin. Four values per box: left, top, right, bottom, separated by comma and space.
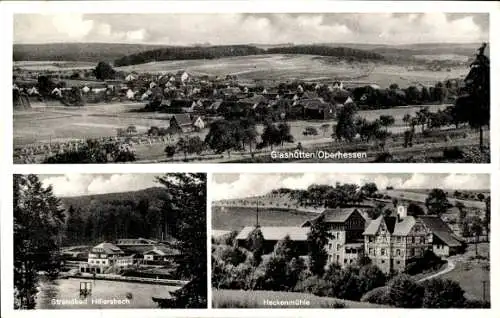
1, 1, 499, 318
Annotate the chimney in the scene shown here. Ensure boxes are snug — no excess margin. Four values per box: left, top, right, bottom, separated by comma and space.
397, 205, 407, 221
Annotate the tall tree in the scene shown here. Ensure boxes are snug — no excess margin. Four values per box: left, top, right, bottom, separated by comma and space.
470, 216, 484, 257
334, 103, 357, 142
14, 174, 66, 309
155, 173, 207, 308
454, 43, 490, 151
94, 61, 116, 80
425, 189, 450, 216
307, 215, 332, 276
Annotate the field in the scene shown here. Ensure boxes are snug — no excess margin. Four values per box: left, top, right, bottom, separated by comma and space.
212, 289, 389, 308
442, 243, 490, 301
13, 101, 447, 146
115, 54, 468, 88
382, 190, 487, 209
14, 61, 96, 71
212, 206, 317, 231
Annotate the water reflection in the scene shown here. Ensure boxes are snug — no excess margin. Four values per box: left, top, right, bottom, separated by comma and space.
35, 277, 178, 309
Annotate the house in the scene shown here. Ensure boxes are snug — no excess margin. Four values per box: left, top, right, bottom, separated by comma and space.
363, 206, 434, 273
236, 226, 310, 255
125, 73, 138, 82
300, 99, 335, 120
418, 216, 465, 257
143, 245, 180, 262
81, 242, 126, 273
192, 116, 205, 130
169, 114, 194, 133
302, 208, 366, 267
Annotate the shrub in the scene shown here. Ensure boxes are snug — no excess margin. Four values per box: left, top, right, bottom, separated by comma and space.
443, 147, 464, 160
421, 278, 466, 308
360, 286, 390, 304
386, 274, 423, 308
294, 275, 331, 297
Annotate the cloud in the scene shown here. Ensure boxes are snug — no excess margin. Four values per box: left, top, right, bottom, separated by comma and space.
14, 13, 488, 45
41, 174, 159, 197
212, 173, 489, 200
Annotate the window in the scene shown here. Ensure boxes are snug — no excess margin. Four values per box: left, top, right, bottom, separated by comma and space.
381, 248, 386, 256
396, 260, 400, 264
416, 236, 420, 244
396, 249, 401, 256
344, 259, 347, 264
381, 260, 385, 264
336, 244, 340, 251
328, 243, 332, 250
412, 237, 415, 243
369, 236, 373, 243
369, 248, 373, 255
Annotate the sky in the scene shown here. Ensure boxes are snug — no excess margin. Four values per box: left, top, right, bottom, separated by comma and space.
13, 13, 489, 45
38, 174, 163, 197
212, 173, 490, 200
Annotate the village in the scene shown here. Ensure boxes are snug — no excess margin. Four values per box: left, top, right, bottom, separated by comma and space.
13, 45, 488, 164
211, 175, 490, 308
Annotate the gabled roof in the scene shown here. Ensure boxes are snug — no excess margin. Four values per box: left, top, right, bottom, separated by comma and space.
171, 113, 192, 126
144, 245, 180, 256
418, 216, 463, 247
92, 242, 123, 254
363, 215, 416, 236
236, 226, 309, 242
322, 208, 361, 223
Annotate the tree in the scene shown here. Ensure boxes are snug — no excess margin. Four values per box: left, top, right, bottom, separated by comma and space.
154, 174, 207, 308
277, 122, 294, 146
204, 120, 240, 157
379, 115, 395, 132
455, 201, 466, 224
402, 114, 411, 129
407, 203, 425, 217
307, 215, 332, 276
425, 189, 450, 216
454, 43, 490, 151
358, 265, 387, 295
360, 182, 378, 198
484, 196, 490, 234
240, 119, 258, 156
386, 274, 424, 308
94, 61, 116, 80
477, 193, 485, 201
247, 227, 265, 266
261, 121, 281, 150
14, 174, 66, 309
421, 278, 466, 308
320, 123, 330, 136
470, 216, 483, 257
164, 145, 176, 159
334, 103, 357, 142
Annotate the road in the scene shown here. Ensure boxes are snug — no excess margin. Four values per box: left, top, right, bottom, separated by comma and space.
418, 259, 456, 282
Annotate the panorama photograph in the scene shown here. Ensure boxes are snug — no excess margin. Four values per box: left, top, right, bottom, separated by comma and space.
13, 173, 207, 309
12, 13, 490, 164
211, 173, 490, 308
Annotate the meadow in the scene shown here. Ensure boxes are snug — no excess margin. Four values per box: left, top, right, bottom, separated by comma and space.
212, 206, 317, 231
212, 289, 389, 308
115, 54, 468, 88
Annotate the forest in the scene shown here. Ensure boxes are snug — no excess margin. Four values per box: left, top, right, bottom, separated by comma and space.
62, 187, 179, 246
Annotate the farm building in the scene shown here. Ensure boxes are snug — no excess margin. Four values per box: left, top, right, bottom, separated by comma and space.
192, 116, 205, 130
418, 216, 465, 257
302, 208, 367, 268
169, 114, 194, 133
236, 226, 310, 255
143, 245, 181, 262
301, 99, 336, 120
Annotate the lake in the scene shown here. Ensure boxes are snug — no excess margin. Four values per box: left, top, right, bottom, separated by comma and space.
35, 277, 179, 309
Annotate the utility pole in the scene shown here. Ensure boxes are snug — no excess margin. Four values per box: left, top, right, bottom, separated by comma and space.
256, 200, 259, 227
482, 280, 487, 302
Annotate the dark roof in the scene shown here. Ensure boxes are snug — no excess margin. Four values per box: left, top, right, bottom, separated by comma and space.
172, 113, 192, 126
418, 216, 463, 247
301, 99, 331, 110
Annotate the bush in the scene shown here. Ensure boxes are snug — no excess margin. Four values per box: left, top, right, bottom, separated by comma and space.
386, 274, 423, 308
464, 299, 490, 308
421, 278, 466, 308
360, 286, 390, 304
443, 147, 464, 160
294, 275, 331, 297
373, 152, 393, 163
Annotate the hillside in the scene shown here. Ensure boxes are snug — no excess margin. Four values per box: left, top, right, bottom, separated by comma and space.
13, 42, 484, 65
13, 43, 168, 62
60, 186, 169, 213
